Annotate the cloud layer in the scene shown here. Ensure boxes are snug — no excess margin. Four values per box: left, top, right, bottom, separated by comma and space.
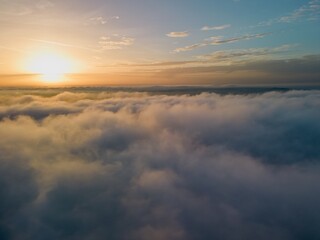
99, 35, 135, 50
174, 33, 269, 52
0, 89, 320, 240
166, 31, 189, 38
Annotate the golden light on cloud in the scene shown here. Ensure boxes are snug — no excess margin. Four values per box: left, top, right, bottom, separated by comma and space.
24, 50, 77, 83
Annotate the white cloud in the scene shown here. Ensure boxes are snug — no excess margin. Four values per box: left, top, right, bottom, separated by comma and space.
87, 16, 120, 25
0, 89, 320, 239
99, 35, 135, 50
174, 33, 270, 52
174, 43, 205, 52
35, 0, 54, 10
197, 45, 295, 61
280, 0, 320, 22
260, 0, 320, 26
0, 0, 54, 16
90, 16, 107, 25
166, 31, 189, 38
209, 33, 269, 45
201, 24, 231, 31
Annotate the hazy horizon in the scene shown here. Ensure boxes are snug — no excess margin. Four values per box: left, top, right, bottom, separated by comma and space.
0, 0, 319, 86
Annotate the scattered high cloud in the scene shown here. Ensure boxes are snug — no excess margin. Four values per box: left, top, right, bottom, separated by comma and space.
87, 16, 120, 25
166, 31, 189, 38
174, 33, 270, 52
156, 54, 320, 85
35, 0, 54, 10
209, 33, 269, 45
99, 35, 134, 50
0, 0, 54, 16
174, 43, 205, 52
122, 45, 294, 69
279, 0, 320, 23
89, 16, 108, 25
197, 45, 295, 61
0, 89, 320, 239
260, 0, 320, 26
201, 24, 231, 31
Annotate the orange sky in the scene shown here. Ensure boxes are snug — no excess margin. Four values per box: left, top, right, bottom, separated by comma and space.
0, 0, 319, 86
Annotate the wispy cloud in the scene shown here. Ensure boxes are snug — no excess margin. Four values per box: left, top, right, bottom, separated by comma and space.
174, 43, 206, 52
166, 31, 189, 38
99, 35, 135, 50
279, 0, 320, 23
201, 24, 231, 31
0, 0, 54, 16
260, 0, 320, 26
208, 33, 269, 45
174, 33, 270, 52
197, 45, 295, 61
89, 16, 107, 25
86, 16, 120, 25
118, 60, 199, 67
116, 45, 296, 72
35, 0, 54, 10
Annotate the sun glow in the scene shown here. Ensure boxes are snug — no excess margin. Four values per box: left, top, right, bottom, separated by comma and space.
25, 51, 76, 83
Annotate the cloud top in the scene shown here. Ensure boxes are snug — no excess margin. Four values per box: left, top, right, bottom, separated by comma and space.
0, 89, 320, 240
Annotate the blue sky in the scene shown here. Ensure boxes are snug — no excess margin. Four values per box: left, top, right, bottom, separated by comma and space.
0, 0, 319, 85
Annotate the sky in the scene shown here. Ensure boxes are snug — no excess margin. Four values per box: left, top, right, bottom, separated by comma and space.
0, 0, 319, 85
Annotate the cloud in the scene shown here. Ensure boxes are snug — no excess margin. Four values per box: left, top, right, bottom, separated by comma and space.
0, 0, 54, 16
87, 16, 120, 25
0, 89, 320, 239
260, 0, 320, 26
0, 3, 32, 16
174, 43, 205, 52
119, 45, 295, 69
208, 33, 269, 45
157, 54, 320, 85
201, 24, 231, 31
89, 16, 107, 25
118, 60, 199, 67
99, 35, 135, 50
35, 0, 54, 10
197, 45, 295, 61
166, 31, 189, 38
279, 0, 320, 23
174, 33, 270, 52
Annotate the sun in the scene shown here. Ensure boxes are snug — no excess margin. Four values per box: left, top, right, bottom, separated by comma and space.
25, 51, 76, 83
